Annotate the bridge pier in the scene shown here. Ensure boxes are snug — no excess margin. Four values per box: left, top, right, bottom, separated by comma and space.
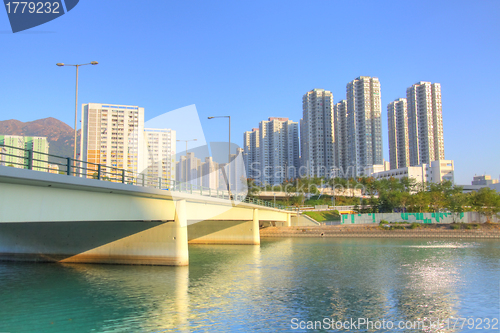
173, 200, 189, 265
253, 208, 260, 245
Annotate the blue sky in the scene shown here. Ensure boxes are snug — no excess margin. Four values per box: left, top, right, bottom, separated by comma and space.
1, 0, 499, 184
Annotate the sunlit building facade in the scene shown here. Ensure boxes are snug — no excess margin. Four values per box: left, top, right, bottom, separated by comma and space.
387, 98, 410, 169
406, 82, 444, 166
244, 117, 299, 185
300, 89, 335, 178
0, 135, 49, 171
81, 103, 145, 176
144, 128, 176, 183
344, 76, 383, 176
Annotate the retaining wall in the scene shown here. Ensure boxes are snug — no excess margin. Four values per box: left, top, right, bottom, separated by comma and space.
341, 212, 499, 225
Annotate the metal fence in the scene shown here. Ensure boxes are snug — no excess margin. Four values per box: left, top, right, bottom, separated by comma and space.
0, 144, 291, 210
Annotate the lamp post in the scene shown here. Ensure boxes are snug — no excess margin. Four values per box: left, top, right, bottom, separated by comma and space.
56, 61, 98, 162
208, 116, 232, 200
176, 139, 197, 188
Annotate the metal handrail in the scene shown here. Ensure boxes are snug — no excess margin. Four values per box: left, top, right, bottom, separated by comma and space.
0, 143, 291, 211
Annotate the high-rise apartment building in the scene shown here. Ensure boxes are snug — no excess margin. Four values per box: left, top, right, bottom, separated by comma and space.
333, 100, 347, 174
406, 82, 444, 166
176, 152, 201, 186
244, 117, 299, 185
243, 128, 260, 180
387, 98, 410, 169
0, 135, 25, 168
81, 103, 145, 176
201, 156, 219, 189
144, 128, 176, 183
81, 104, 177, 182
0, 135, 49, 171
300, 89, 335, 178
343, 76, 383, 176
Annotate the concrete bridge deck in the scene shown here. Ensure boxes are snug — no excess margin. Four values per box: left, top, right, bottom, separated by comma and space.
0, 166, 295, 266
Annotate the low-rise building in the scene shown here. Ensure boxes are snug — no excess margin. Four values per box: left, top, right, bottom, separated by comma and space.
371, 159, 454, 184
489, 183, 500, 192
472, 175, 499, 186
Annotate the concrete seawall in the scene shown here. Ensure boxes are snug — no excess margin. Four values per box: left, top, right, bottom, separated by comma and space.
341, 212, 499, 224
260, 226, 500, 239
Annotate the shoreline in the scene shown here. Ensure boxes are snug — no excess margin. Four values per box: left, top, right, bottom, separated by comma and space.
260, 224, 500, 239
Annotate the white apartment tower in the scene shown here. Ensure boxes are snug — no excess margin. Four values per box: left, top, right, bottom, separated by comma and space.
201, 156, 220, 189
406, 82, 444, 166
144, 128, 176, 182
243, 128, 260, 181
300, 89, 335, 178
344, 77, 383, 176
177, 152, 202, 186
0, 135, 49, 171
243, 117, 299, 185
81, 103, 145, 176
387, 98, 410, 169
333, 100, 347, 174
259, 117, 299, 184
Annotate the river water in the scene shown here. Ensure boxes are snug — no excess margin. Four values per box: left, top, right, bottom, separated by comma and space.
1, 238, 499, 332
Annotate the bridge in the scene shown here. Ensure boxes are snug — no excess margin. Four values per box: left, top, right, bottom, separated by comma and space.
0, 146, 295, 266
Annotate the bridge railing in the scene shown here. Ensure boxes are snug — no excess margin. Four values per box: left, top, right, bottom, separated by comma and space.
0, 144, 292, 211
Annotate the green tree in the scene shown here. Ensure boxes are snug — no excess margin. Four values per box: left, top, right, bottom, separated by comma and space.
409, 191, 430, 213
447, 191, 469, 222
291, 194, 305, 209
246, 178, 261, 197
470, 188, 500, 221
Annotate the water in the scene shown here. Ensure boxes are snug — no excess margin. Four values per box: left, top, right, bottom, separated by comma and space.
1, 238, 499, 332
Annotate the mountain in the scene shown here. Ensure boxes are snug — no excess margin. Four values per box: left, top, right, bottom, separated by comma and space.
0, 117, 81, 160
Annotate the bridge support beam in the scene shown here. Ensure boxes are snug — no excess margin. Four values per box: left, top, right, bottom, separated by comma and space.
57, 199, 189, 266
187, 208, 260, 245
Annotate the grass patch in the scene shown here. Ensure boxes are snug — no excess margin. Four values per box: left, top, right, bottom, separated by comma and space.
392, 225, 406, 230
303, 211, 340, 222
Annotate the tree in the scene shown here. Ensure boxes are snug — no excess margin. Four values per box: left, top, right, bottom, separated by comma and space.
246, 178, 260, 197
291, 194, 305, 209
400, 177, 417, 193
470, 188, 500, 222
400, 192, 411, 212
447, 191, 469, 222
409, 191, 430, 213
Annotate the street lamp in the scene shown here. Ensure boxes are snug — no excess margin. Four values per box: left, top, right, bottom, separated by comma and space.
176, 139, 197, 187
208, 116, 232, 199
56, 61, 98, 162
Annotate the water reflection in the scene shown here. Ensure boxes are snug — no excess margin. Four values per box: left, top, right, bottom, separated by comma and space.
0, 239, 499, 332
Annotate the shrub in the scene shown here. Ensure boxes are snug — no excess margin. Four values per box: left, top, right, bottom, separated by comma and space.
409, 222, 421, 229
379, 219, 389, 225
450, 224, 461, 230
